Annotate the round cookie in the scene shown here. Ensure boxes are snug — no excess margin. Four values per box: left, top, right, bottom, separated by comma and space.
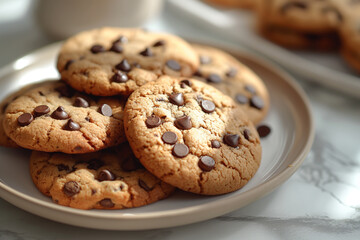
30, 144, 175, 210
0, 81, 56, 148
57, 27, 199, 96
124, 76, 262, 195
3, 81, 126, 154
192, 44, 270, 124
256, 0, 343, 49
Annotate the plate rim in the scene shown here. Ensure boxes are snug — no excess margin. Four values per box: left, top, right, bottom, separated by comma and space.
0, 42, 314, 230
167, 0, 360, 99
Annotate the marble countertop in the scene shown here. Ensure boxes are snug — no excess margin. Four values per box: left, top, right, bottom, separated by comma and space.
0, 1, 359, 239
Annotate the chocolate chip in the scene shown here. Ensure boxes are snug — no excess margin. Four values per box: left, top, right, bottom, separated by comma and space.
110, 43, 123, 53
257, 125, 271, 138
172, 143, 189, 158
111, 71, 128, 83
193, 70, 203, 77
63, 181, 80, 197
243, 129, 251, 140
74, 97, 89, 108
90, 44, 106, 54
207, 73, 222, 83
113, 36, 128, 44
235, 94, 248, 104
169, 93, 184, 106
226, 67, 237, 78
211, 140, 221, 148
85, 117, 90, 122
250, 96, 264, 110
200, 100, 215, 113
198, 156, 215, 172
57, 164, 69, 172
55, 85, 74, 98
64, 59, 75, 70
115, 59, 131, 72
64, 119, 80, 131
99, 198, 114, 208
223, 134, 239, 148
87, 159, 104, 170
139, 47, 153, 57
174, 116, 192, 130
153, 40, 165, 47
180, 79, 192, 88
51, 106, 69, 120
98, 170, 115, 181
281, 1, 307, 13
99, 104, 112, 116
122, 156, 141, 171
200, 55, 211, 64
162, 131, 178, 144
166, 60, 181, 71
245, 85, 257, 94
91, 189, 97, 195
34, 105, 50, 117
138, 179, 153, 191
145, 115, 161, 128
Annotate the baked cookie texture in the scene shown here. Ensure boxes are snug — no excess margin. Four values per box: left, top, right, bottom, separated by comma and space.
0, 81, 55, 148
124, 76, 262, 195
256, 0, 343, 49
335, 0, 360, 73
57, 27, 199, 96
30, 144, 175, 210
192, 44, 269, 124
3, 81, 126, 154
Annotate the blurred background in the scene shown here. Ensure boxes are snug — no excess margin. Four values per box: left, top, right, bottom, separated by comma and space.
1, 0, 359, 98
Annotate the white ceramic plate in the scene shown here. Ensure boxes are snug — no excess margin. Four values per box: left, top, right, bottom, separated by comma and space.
168, 0, 360, 98
0, 42, 314, 230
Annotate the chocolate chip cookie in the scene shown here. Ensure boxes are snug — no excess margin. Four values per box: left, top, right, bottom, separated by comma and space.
124, 76, 262, 195
3, 81, 126, 153
192, 44, 269, 124
57, 27, 199, 96
257, 0, 343, 50
0, 81, 56, 148
30, 144, 175, 210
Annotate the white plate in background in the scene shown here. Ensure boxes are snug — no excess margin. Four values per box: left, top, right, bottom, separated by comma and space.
168, 0, 360, 98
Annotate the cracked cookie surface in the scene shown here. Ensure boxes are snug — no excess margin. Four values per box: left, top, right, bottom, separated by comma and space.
57, 27, 199, 96
30, 144, 175, 210
3, 81, 126, 153
192, 44, 270, 124
124, 76, 262, 195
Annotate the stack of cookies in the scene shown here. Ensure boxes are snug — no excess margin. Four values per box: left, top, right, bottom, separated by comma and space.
0, 28, 270, 210
205, 0, 360, 73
